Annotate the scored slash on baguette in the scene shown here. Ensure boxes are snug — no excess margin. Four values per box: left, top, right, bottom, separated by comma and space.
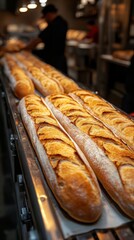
19, 94, 102, 223
14, 52, 80, 94
70, 90, 134, 151
26, 66, 64, 96
45, 94, 134, 219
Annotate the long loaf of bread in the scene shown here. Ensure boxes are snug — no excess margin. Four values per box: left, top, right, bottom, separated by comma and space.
15, 52, 80, 93
26, 66, 64, 96
13, 53, 64, 96
44, 70, 80, 93
70, 90, 134, 150
3, 54, 34, 99
45, 94, 134, 218
21, 51, 80, 93
19, 94, 102, 223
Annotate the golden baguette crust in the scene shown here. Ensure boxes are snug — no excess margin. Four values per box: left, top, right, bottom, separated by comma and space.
46, 94, 134, 218
26, 66, 64, 96
15, 80, 34, 99
71, 90, 134, 150
19, 94, 102, 223
15, 52, 80, 93
14, 53, 64, 95
4, 54, 34, 99
43, 70, 80, 93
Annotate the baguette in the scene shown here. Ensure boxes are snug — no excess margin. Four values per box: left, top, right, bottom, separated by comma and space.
15, 52, 80, 93
32, 60, 80, 93
26, 66, 64, 96
14, 53, 64, 96
44, 71, 80, 93
45, 94, 134, 218
70, 89, 134, 150
19, 94, 102, 223
3, 54, 34, 99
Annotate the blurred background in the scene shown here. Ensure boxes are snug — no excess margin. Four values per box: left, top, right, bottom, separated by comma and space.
1, 0, 134, 109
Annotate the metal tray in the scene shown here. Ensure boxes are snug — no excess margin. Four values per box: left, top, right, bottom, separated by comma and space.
0, 70, 133, 240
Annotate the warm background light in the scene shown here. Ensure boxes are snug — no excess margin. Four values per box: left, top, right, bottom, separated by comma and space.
19, 6, 28, 13
28, 0, 37, 9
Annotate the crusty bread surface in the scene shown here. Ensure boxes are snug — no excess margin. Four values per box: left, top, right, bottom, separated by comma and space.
70, 89, 134, 150
4, 54, 34, 99
45, 71, 80, 93
26, 66, 64, 96
45, 94, 134, 219
19, 94, 102, 223
14, 52, 80, 93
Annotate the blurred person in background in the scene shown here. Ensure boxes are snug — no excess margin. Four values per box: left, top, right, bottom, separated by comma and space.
25, 4, 68, 74
84, 19, 99, 44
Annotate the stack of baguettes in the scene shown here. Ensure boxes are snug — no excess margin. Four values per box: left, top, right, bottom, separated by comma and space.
13, 53, 64, 96
19, 90, 134, 222
21, 51, 80, 93
44, 92, 134, 219
19, 94, 102, 223
14, 52, 80, 94
3, 54, 34, 99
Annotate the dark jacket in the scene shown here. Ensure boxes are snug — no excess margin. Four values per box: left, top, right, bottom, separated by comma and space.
38, 15, 68, 73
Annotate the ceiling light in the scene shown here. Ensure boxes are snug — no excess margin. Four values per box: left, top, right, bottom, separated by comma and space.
28, 0, 37, 9
19, 3, 28, 13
